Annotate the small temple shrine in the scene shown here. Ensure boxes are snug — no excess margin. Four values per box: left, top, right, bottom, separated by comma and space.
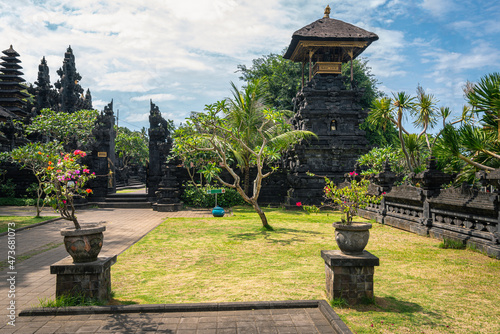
284, 6, 379, 205
284, 5, 378, 83
0, 45, 30, 121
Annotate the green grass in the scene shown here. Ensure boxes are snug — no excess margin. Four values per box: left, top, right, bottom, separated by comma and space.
0, 216, 58, 233
38, 293, 106, 307
439, 238, 466, 249
112, 207, 500, 333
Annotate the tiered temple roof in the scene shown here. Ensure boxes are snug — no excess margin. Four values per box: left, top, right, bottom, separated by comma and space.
0, 45, 30, 119
284, 6, 378, 81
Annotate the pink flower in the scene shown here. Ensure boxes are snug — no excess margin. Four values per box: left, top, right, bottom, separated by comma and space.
349, 171, 358, 177
83, 168, 90, 173
74, 149, 81, 155
296, 202, 302, 206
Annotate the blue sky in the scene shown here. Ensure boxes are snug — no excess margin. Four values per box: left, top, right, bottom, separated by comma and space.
1, 0, 499, 133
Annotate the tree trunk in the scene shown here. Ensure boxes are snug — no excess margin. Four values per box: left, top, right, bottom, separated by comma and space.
244, 164, 250, 196
252, 200, 272, 230
398, 110, 413, 172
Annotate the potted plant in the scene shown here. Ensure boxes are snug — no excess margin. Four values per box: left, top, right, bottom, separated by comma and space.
43, 149, 102, 263
305, 171, 380, 255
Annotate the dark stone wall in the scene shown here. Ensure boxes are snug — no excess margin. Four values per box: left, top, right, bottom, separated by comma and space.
285, 74, 370, 205
358, 161, 500, 259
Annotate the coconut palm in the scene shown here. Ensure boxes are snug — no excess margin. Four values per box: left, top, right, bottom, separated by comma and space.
392, 91, 416, 172
413, 85, 438, 150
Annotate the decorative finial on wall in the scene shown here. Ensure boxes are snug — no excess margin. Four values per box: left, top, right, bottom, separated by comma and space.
324, 5, 331, 18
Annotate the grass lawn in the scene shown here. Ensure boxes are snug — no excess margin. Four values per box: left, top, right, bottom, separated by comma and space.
112, 207, 500, 334
0, 216, 59, 233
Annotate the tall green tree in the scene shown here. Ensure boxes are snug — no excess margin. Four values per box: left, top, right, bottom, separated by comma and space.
173, 97, 316, 229
115, 127, 149, 168
237, 52, 303, 111
26, 108, 99, 147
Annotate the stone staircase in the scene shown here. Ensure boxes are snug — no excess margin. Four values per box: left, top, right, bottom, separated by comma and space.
97, 192, 151, 209
116, 176, 145, 190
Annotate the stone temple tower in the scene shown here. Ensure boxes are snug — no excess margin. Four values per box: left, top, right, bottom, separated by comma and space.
284, 6, 379, 205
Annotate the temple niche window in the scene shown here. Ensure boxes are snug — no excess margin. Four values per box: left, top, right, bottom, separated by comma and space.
330, 119, 337, 131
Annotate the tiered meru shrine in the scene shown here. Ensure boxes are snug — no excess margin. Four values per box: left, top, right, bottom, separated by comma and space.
284, 6, 378, 204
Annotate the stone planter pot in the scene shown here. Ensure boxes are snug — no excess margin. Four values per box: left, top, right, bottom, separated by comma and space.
61, 223, 106, 263
332, 222, 372, 255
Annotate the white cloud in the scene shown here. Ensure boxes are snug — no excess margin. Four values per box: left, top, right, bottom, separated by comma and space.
422, 42, 500, 75
125, 112, 149, 123
131, 94, 176, 102
363, 28, 407, 78
92, 99, 108, 110
419, 0, 456, 17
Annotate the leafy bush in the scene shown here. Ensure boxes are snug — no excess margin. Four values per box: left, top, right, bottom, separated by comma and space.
0, 197, 36, 206
0, 178, 16, 198
181, 184, 247, 208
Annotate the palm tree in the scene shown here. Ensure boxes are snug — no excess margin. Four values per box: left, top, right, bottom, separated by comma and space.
226, 79, 268, 195
176, 81, 316, 229
392, 91, 416, 172
413, 85, 438, 150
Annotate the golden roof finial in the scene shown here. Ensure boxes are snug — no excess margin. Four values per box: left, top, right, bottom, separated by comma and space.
324, 5, 331, 18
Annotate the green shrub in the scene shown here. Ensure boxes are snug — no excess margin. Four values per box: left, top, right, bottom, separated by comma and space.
438, 238, 465, 249
0, 197, 36, 206
181, 184, 247, 208
0, 178, 16, 198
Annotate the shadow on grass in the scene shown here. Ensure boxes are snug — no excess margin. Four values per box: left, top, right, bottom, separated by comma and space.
351, 296, 440, 317
227, 227, 321, 245
107, 298, 138, 306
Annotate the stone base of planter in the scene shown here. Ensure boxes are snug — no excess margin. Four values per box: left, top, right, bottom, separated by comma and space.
50, 255, 117, 301
321, 250, 379, 305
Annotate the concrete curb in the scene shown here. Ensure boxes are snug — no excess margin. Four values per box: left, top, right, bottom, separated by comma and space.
19, 299, 352, 333
0, 216, 63, 237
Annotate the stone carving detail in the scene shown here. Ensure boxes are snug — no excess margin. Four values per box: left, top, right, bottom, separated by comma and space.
87, 100, 116, 200
147, 100, 180, 210
357, 157, 500, 257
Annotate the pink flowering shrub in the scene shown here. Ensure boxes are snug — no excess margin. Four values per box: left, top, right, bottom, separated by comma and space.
43, 150, 95, 229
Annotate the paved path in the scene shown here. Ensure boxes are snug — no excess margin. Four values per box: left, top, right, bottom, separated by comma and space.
0, 208, 212, 325
0, 207, 349, 334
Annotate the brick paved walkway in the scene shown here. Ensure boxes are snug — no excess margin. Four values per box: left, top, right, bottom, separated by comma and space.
0, 207, 350, 333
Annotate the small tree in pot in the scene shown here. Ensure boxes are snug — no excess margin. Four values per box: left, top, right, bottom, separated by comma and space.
305, 172, 381, 254
43, 149, 104, 263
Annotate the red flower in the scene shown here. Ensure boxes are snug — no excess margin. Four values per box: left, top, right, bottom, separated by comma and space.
296, 202, 302, 206
85, 189, 93, 194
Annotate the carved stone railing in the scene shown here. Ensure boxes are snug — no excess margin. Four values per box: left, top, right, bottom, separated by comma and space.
357, 157, 500, 259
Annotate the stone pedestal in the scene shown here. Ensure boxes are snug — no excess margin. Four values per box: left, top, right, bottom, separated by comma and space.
156, 203, 183, 212
321, 250, 379, 305
50, 255, 117, 301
